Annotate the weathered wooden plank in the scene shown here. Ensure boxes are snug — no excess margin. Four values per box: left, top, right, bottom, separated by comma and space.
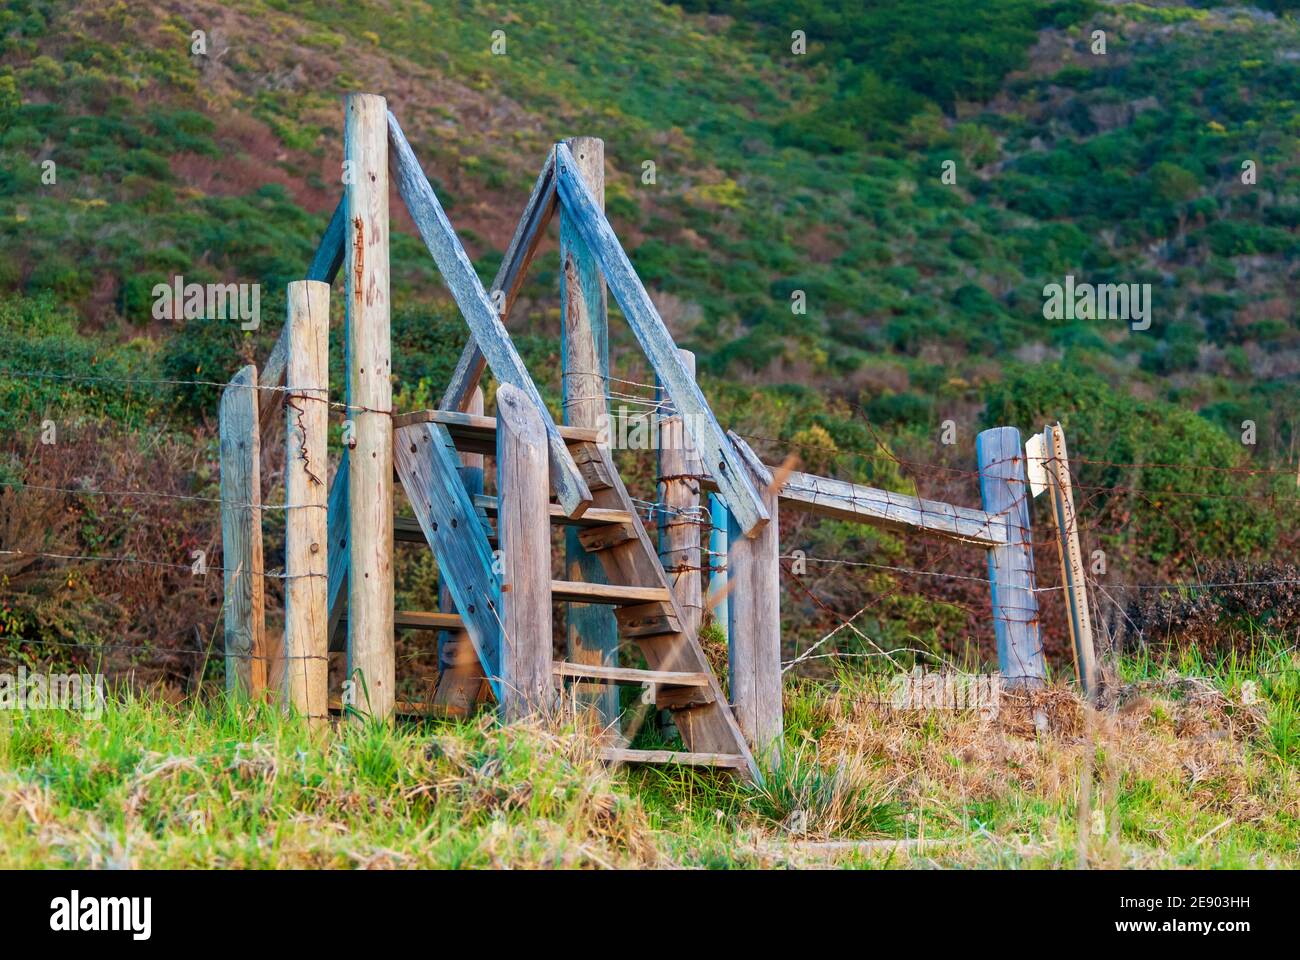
659, 349, 705, 638
1044, 423, 1097, 698
495, 384, 554, 721
220, 364, 268, 697
394, 421, 502, 698
553, 662, 709, 687
599, 747, 748, 770
386, 112, 592, 518
549, 580, 671, 605
707, 494, 729, 642
442, 152, 557, 411
258, 198, 345, 433
977, 426, 1045, 688
434, 386, 487, 715
727, 446, 783, 759
283, 280, 330, 725
560, 135, 620, 733
341, 610, 464, 631
553, 141, 768, 537
471, 495, 632, 528
392, 408, 600, 450
344, 93, 395, 722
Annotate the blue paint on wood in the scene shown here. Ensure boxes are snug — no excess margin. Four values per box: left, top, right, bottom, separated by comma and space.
708, 494, 729, 642
976, 426, 1045, 686
552, 142, 769, 538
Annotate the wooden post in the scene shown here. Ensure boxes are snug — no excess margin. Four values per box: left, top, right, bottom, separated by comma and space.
707, 494, 729, 641
560, 135, 619, 729
658, 349, 704, 638
977, 426, 1045, 688
283, 280, 330, 725
434, 386, 487, 714
726, 453, 782, 759
495, 384, 554, 721
220, 364, 268, 697
344, 92, 394, 722
1044, 423, 1097, 698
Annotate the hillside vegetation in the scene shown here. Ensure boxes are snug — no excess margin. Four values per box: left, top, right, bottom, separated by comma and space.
0, 0, 1296, 684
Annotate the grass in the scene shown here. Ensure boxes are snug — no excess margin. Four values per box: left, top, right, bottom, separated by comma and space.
2, 641, 1296, 868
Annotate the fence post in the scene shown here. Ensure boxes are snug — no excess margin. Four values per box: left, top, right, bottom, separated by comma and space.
1043, 423, 1097, 698
726, 444, 782, 759
658, 348, 704, 638
344, 92, 394, 722
976, 426, 1045, 688
496, 384, 554, 721
560, 134, 618, 729
434, 385, 487, 714
220, 364, 267, 698
283, 280, 330, 726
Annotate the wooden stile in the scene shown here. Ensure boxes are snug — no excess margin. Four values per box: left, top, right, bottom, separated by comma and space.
495, 384, 554, 721
283, 280, 330, 725
344, 93, 395, 722
219, 364, 268, 697
977, 426, 1045, 688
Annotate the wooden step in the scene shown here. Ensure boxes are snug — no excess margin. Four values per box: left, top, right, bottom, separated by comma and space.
549, 579, 671, 605
341, 610, 463, 631
393, 409, 600, 456
553, 661, 709, 687
472, 495, 631, 528
614, 602, 681, 638
598, 747, 748, 770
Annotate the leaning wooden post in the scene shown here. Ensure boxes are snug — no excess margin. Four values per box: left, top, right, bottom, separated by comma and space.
220, 364, 268, 697
344, 92, 395, 722
496, 384, 554, 721
976, 427, 1045, 688
707, 494, 729, 641
434, 386, 488, 714
726, 435, 783, 760
657, 349, 704, 638
1043, 423, 1097, 699
283, 280, 330, 726
560, 135, 618, 729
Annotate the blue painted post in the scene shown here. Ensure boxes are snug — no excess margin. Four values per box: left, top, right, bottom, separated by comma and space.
976, 427, 1045, 688
707, 494, 729, 642
560, 136, 619, 729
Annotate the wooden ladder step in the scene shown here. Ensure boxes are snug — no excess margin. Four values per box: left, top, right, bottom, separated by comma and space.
341, 610, 463, 631
392, 409, 601, 456
472, 495, 632, 528
549, 580, 671, 605
553, 661, 709, 687
598, 747, 748, 770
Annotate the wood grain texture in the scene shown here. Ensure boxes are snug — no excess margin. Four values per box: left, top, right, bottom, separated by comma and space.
726, 449, 783, 759
1045, 423, 1097, 697
553, 141, 768, 537
707, 494, 729, 642
560, 136, 619, 729
258, 198, 345, 433
977, 426, 1045, 688
283, 280, 330, 724
658, 349, 704, 638
495, 383, 554, 721
386, 112, 592, 517
552, 662, 709, 687
326, 454, 349, 654
394, 421, 502, 701
344, 93, 395, 721
442, 153, 557, 411
219, 364, 267, 697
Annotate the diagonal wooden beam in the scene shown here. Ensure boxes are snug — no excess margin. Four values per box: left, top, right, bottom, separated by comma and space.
387, 112, 591, 518
442, 152, 557, 412
552, 142, 769, 537
258, 198, 346, 432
